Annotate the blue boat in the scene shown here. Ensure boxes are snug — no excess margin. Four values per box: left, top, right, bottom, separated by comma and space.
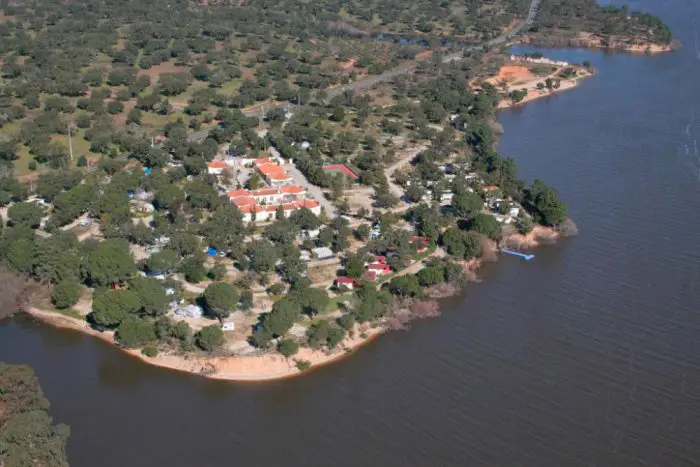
501, 249, 535, 261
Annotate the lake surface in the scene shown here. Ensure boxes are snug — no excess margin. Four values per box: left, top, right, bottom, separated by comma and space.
2, 0, 700, 465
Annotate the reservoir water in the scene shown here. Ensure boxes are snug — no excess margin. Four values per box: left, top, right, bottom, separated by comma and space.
2, 0, 700, 465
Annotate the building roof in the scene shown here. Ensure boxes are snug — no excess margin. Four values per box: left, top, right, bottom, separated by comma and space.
227, 189, 250, 199
208, 161, 228, 168
335, 277, 357, 284
280, 185, 305, 194
374, 255, 387, 263
231, 196, 256, 207
367, 263, 391, 271
483, 185, 500, 191
297, 199, 319, 209
312, 247, 334, 258
411, 236, 429, 245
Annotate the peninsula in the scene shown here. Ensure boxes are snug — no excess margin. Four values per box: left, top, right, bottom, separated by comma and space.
0, 0, 672, 381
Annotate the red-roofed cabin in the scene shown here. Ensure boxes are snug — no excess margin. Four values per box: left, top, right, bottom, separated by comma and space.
207, 160, 229, 175
411, 236, 429, 245
367, 263, 391, 276
335, 277, 359, 290
364, 270, 378, 281
374, 255, 387, 264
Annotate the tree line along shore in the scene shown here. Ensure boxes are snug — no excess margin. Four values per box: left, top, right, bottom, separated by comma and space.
0, 0, 671, 383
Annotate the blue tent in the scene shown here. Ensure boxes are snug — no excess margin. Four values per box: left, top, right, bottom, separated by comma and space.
143, 168, 152, 175
206, 248, 218, 256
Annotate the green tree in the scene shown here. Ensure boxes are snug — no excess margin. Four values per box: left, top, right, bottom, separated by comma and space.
262, 298, 300, 336
327, 326, 346, 349
524, 180, 568, 226
289, 207, 321, 231
330, 106, 345, 122
195, 324, 224, 351
297, 286, 329, 317
277, 339, 299, 357
146, 249, 179, 273
440, 228, 482, 260
468, 214, 502, 241
203, 282, 238, 320
345, 255, 365, 278
51, 281, 82, 309
517, 216, 534, 235
181, 257, 206, 283
245, 240, 277, 273
417, 265, 445, 287
209, 263, 227, 281
91, 289, 141, 327
0, 363, 70, 467
239, 290, 254, 310
115, 316, 157, 348
306, 319, 329, 349
106, 101, 124, 114
5, 238, 35, 274
130, 276, 169, 316
337, 313, 356, 331
354, 224, 371, 240
86, 239, 136, 286
387, 274, 422, 297
7, 202, 44, 228
452, 192, 483, 219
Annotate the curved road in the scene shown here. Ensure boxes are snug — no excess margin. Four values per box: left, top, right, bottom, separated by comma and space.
188, 0, 539, 141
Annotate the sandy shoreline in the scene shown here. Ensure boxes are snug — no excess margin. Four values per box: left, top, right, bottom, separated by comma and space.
21, 225, 564, 382
23, 306, 385, 382
496, 69, 594, 109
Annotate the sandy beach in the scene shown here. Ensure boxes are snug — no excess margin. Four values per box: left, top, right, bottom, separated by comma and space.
23, 224, 565, 382
24, 306, 384, 382
485, 64, 594, 109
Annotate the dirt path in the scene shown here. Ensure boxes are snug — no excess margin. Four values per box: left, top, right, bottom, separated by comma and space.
384, 145, 428, 200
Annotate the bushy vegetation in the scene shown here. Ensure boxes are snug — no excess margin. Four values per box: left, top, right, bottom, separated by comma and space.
0, 363, 70, 467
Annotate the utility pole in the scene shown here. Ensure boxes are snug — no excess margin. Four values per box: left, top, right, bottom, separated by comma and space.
67, 122, 74, 163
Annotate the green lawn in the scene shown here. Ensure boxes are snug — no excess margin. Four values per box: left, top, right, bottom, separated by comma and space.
326, 293, 354, 312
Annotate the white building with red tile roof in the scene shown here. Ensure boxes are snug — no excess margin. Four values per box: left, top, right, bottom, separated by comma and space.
207, 160, 231, 175
227, 185, 320, 222
254, 158, 293, 187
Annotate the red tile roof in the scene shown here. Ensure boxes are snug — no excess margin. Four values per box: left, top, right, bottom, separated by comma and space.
335, 277, 357, 284
208, 161, 228, 168
280, 185, 305, 194
231, 196, 256, 207
367, 263, 391, 271
227, 189, 249, 198
411, 236, 429, 245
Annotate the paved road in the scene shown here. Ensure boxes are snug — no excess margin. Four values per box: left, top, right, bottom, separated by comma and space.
187, 0, 539, 142
283, 162, 338, 218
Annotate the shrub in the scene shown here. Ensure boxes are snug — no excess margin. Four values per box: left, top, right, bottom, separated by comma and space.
195, 324, 224, 352
295, 359, 311, 371
28, 161, 37, 171
277, 339, 299, 357
51, 281, 82, 309
267, 283, 286, 296
115, 317, 157, 348
142, 346, 159, 357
